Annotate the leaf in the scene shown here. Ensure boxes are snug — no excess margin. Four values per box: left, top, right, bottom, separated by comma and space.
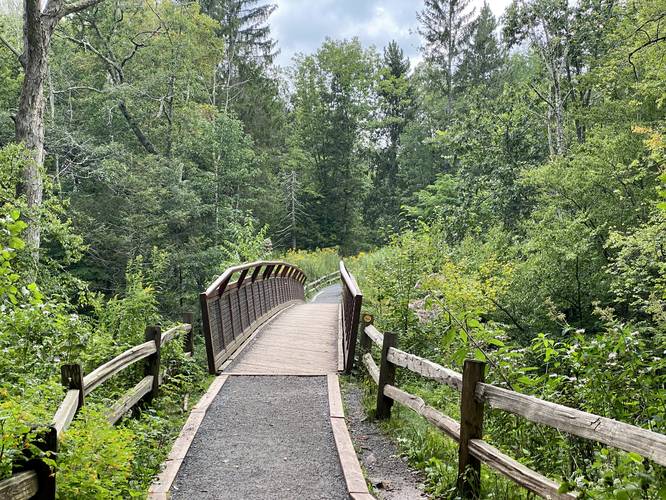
487, 338, 505, 347
9, 237, 25, 250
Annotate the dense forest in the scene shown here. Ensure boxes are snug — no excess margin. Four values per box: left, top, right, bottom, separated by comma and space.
0, 0, 665, 497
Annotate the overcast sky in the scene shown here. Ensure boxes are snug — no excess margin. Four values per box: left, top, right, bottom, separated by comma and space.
271, 0, 513, 68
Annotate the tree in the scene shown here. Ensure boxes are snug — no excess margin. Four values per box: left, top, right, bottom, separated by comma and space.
417, 0, 475, 115
199, 0, 277, 112
504, 0, 617, 155
365, 41, 414, 240
291, 39, 377, 253
457, 2, 503, 88
8, 0, 108, 259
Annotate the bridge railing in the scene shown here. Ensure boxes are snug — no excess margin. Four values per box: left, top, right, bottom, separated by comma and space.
339, 260, 362, 375
200, 260, 306, 374
303, 270, 339, 298
0, 317, 194, 500
358, 314, 666, 499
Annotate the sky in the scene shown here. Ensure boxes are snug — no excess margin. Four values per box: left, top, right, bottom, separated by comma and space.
271, 0, 513, 68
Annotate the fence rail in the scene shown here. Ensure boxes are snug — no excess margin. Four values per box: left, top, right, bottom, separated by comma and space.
359, 312, 666, 499
339, 261, 362, 375
200, 260, 306, 374
0, 318, 194, 500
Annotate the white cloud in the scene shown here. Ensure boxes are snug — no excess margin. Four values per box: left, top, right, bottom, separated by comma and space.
271, 0, 514, 68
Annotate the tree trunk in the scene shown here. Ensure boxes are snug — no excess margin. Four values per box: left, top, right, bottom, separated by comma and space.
15, 0, 58, 258
15, 0, 107, 260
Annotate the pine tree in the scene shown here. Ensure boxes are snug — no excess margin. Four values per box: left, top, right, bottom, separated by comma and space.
457, 2, 503, 88
199, 0, 277, 110
417, 0, 475, 114
366, 41, 414, 241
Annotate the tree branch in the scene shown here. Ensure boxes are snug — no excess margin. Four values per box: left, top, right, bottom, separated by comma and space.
628, 35, 666, 81
60, 0, 106, 18
57, 32, 123, 79
53, 85, 105, 94
0, 34, 21, 62
528, 82, 555, 109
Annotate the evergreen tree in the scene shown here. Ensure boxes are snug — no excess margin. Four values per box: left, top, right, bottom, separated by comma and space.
457, 2, 503, 88
417, 0, 475, 114
199, 0, 277, 111
366, 41, 414, 241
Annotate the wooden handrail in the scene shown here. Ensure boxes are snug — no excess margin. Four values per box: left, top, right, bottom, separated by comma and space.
304, 270, 339, 295
83, 340, 156, 395
360, 319, 666, 497
0, 471, 39, 500
339, 261, 362, 374
476, 382, 666, 465
200, 260, 307, 374
204, 260, 304, 297
52, 389, 80, 436
0, 316, 194, 500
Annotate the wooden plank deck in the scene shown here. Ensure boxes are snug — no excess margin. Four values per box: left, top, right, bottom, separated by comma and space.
227, 303, 339, 375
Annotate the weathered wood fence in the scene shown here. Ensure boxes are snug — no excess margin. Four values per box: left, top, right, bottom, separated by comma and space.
0, 317, 194, 500
200, 260, 307, 374
358, 314, 666, 499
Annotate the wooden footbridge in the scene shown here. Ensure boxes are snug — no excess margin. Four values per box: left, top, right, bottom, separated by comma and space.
3, 260, 666, 500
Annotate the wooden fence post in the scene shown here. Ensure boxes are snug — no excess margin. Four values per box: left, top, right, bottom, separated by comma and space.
61, 363, 84, 410
19, 425, 57, 500
375, 331, 396, 419
144, 326, 162, 403
457, 359, 486, 499
360, 313, 373, 353
182, 312, 194, 355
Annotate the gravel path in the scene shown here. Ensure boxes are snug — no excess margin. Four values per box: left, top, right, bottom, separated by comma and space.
343, 384, 428, 499
171, 376, 347, 500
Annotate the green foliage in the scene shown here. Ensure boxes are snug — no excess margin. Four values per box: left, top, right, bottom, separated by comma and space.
57, 406, 136, 499
1, 0, 666, 496
291, 38, 378, 253
282, 247, 339, 281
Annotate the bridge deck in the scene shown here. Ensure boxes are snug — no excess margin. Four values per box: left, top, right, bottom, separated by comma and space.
157, 287, 368, 499
227, 303, 339, 375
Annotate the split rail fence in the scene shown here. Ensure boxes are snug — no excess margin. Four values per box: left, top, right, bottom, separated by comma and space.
0, 317, 194, 500
358, 314, 666, 499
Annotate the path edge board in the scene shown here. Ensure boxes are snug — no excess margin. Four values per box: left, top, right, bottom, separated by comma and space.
327, 374, 373, 498
146, 374, 229, 499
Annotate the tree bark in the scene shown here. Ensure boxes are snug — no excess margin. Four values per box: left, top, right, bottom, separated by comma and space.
15, 0, 107, 260
15, 0, 57, 256
118, 100, 158, 155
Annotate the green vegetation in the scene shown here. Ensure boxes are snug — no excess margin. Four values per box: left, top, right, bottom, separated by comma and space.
1, 0, 665, 497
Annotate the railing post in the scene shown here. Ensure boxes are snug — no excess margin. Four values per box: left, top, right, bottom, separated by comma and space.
14, 425, 58, 500
360, 313, 373, 354
144, 325, 162, 403
343, 293, 363, 375
375, 331, 396, 419
457, 359, 486, 499
61, 363, 84, 410
182, 312, 194, 355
